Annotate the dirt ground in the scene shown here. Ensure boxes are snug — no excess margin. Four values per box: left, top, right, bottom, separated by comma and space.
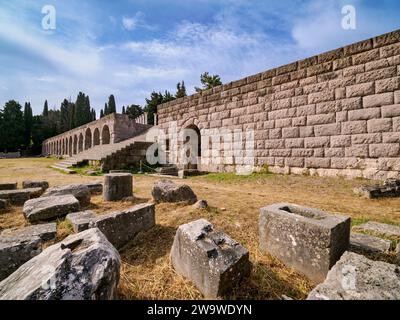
1, 157, 400, 300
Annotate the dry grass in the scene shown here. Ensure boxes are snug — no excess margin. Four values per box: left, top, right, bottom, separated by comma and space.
1, 158, 400, 300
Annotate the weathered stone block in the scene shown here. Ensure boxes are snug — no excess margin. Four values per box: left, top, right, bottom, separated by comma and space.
42, 184, 91, 207
331, 135, 351, 147
22, 181, 49, 191
152, 180, 197, 204
66, 211, 96, 232
0, 199, 7, 211
349, 233, 391, 254
23, 195, 80, 223
381, 104, 400, 118
345, 145, 369, 158
89, 203, 155, 249
363, 93, 394, 108
0, 183, 17, 191
348, 108, 381, 121
0, 235, 42, 281
346, 82, 374, 98
259, 203, 350, 283
369, 143, 399, 157
314, 123, 341, 136
0, 223, 57, 242
304, 137, 330, 148
376, 77, 400, 93
171, 219, 251, 298
307, 252, 400, 300
83, 183, 103, 195
0, 228, 120, 300
103, 173, 133, 201
367, 118, 392, 133
0, 189, 31, 205
307, 113, 335, 126
341, 121, 367, 134
305, 158, 331, 169
353, 221, 400, 238
351, 133, 382, 144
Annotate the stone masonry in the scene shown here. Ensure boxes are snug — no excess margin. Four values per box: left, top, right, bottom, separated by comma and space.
157, 29, 400, 180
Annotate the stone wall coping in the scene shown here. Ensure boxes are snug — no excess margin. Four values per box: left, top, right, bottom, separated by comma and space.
158, 29, 400, 110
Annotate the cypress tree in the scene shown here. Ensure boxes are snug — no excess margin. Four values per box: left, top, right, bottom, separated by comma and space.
43, 100, 49, 117
23, 102, 33, 148
108, 95, 116, 114
100, 109, 104, 118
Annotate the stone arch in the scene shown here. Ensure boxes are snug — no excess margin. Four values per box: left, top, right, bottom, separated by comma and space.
85, 128, 92, 150
93, 128, 100, 146
69, 136, 73, 156
101, 125, 110, 145
78, 133, 84, 152
184, 124, 202, 158
73, 135, 78, 154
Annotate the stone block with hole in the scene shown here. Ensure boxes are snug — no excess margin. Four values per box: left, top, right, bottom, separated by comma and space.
259, 203, 350, 283
171, 219, 251, 298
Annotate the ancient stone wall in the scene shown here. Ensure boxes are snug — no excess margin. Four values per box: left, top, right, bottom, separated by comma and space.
43, 113, 150, 157
157, 29, 400, 180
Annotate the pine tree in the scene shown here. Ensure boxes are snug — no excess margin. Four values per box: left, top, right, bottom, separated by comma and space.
176, 81, 187, 98
108, 95, 116, 114
23, 102, 33, 148
43, 100, 49, 117
125, 104, 143, 119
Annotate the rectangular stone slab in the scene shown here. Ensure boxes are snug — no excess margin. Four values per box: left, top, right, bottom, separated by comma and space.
66, 211, 96, 233
0, 223, 57, 242
0, 235, 42, 281
0, 183, 17, 191
308, 252, 400, 300
171, 219, 252, 298
84, 183, 103, 195
22, 181, 49, 191
353, 221, 400, 238
0, 189, 31, 205
89, 203, 155, 249
23, 195, 80, 223
350, 232, 391, 254
259, 203, 350, 284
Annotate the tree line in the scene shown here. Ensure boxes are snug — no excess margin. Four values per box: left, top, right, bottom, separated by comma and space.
0, 72, 221, 154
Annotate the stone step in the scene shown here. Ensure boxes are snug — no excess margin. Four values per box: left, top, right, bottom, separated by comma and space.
50, 165, 76, 174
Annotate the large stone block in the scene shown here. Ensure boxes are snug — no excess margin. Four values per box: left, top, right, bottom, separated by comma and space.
259, 203, 350, 283
171, 219, 251, 298
0, 183, 17, 191
89, 203, 155, 249
0, 189, 32, 205
84, 183, 103, 195
0, 223, 57, 242
103, 173, 132, 201
22, 181, 49, 191
0, 234, 42, 281
349, 233, 391, 255
23, 195, 80, 223
0, 228, 120, 300
42, 184, 91, 207
353, 221, 400, 238
152, 180, 197, 205
66, 211, 96, 233
307, 252, 400, 300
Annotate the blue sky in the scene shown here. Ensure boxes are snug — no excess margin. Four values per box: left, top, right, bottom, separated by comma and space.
1, 0, 400, 115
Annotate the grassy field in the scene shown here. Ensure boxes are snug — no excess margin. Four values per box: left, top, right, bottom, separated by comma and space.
1, 158, 400, 300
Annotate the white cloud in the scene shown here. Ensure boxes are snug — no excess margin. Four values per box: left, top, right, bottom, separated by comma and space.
122, 17, 137, 31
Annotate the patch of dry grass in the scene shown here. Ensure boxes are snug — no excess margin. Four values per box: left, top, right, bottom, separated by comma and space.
1, 158, 400, 300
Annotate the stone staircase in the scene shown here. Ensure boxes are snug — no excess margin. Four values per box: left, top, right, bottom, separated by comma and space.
51, 130, 153, 173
